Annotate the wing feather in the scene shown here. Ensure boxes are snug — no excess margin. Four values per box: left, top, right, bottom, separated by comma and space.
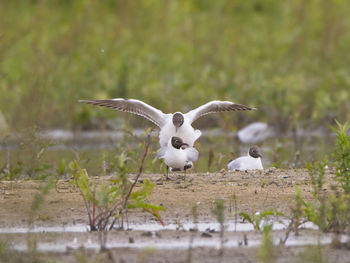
184, 100, 256, 124
185, 147, 199, 162
228, 159, 241, 171
78, 98, 168, 127
157, 146, 167, 160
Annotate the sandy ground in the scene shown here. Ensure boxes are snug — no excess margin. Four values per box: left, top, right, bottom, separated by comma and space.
0, 168, 317, 226
1, 168, 350, 263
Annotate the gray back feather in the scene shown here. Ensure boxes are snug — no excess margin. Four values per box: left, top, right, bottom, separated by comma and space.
185, 147, 199, 162
228, 160, 241, 171
157, 147, 167, 159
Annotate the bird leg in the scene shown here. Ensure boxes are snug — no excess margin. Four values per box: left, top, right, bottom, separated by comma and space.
165, 165, 169, 180
183, 164, 192, 181
168, 168, 182, 180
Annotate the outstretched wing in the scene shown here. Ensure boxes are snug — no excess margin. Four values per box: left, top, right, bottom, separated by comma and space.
78, 98, 168, 127
184, 100, 256, 124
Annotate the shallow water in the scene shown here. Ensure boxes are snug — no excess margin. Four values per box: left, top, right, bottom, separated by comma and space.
0, 220, 329, 252
11, 235, 339, 252
0, 220, 318, 234
5, 227, 348, 253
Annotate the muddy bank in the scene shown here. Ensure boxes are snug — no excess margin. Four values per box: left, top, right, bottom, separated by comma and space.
0, 169, 321, 227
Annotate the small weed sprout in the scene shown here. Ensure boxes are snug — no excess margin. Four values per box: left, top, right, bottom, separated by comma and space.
0, 241, 11, 263
298, 244, 328, 263
228, 192, 238, 232
280, 187, 308, 245
56, 158, 68, 178
25, 179, 56, 260
258, 225, 275, 263
239, 210, 283, 231
187, 204, 198, 263
212, 199, 225, 256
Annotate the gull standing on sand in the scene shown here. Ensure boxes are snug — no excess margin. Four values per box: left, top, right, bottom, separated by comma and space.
79, 98, 256, 148
157, 136, 199, 179
227, 146, 263, 171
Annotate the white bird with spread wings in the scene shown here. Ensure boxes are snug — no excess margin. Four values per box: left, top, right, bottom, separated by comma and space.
79, 98, 256, 148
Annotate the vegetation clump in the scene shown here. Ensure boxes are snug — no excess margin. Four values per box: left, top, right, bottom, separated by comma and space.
0, 129, 55, 180
69, 131, 165, 233
239, 210, 283, 232
332, 121, 350, 195
289, 122, 350, 235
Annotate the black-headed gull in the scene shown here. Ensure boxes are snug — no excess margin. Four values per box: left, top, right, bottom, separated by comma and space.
237, 122, 274, 144
79, 98, 256, 147
227, 146, 263, 171
157, 136, 199, 179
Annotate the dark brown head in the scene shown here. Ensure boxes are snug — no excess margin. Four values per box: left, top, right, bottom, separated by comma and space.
171, 136, 184, 149
249, 146, 262, 158
172, 113, 184, 132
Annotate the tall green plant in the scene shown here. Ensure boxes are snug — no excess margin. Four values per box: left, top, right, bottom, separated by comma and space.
293, 121, 350, 234
69, 132, 165, 232
301, 161, 350, 233
332, 121, 350, 194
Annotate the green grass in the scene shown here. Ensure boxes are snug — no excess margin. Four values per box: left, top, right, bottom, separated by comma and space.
0, 0, 349, 132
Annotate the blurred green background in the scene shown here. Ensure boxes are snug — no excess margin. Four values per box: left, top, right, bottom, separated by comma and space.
1, 0, 349, 133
